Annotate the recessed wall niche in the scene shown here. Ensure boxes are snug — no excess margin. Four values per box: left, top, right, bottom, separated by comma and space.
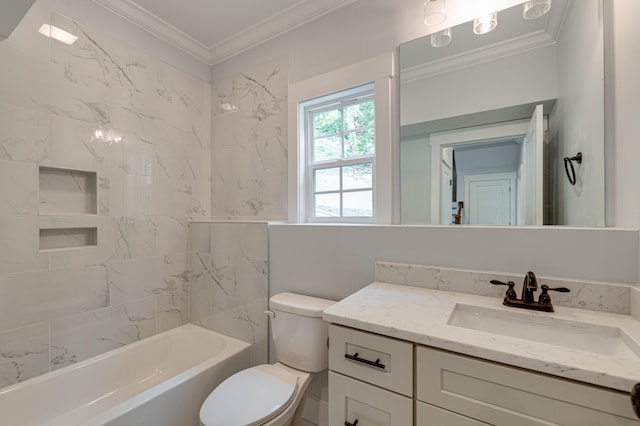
39, 227, 98, 251
38, 166, 97, 215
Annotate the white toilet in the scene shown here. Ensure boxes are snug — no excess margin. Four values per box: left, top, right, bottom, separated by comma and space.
199, 292, 335, 426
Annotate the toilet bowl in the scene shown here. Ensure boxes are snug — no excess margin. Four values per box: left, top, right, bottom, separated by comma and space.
200, 363, 311, 426
199, 293, 335, 426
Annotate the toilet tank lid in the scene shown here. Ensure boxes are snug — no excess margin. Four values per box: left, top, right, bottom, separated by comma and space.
269, 292, 335, 317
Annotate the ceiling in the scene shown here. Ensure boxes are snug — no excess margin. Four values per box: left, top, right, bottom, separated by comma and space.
0, 0, 36, 39
92, 0, 356, 65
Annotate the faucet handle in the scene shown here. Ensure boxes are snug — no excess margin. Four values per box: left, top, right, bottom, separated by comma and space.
490, 280, 517, 300
539, 284, 571, 305
540, 284, 571, 293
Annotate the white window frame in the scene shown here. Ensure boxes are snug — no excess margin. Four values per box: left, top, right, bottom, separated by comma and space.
288, 53, 394, 224
303, 85, 376, 222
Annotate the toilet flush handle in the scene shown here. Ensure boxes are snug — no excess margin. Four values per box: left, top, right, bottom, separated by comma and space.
264, 310, 275, 319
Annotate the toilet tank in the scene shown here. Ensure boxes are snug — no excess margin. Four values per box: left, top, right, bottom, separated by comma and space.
269, 292, 335, 373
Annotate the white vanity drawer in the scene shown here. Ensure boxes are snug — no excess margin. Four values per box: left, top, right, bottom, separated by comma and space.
329, 371, 413, 426
416, 401, 490, 426
329, 324, 413, 397
417, 346, 640, 426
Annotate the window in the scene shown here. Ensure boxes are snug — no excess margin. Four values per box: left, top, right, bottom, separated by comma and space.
304, 84, 375, 221
289, 55, 392, 224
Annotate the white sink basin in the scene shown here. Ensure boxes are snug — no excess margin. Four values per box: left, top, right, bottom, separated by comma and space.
447, 304, 640, 359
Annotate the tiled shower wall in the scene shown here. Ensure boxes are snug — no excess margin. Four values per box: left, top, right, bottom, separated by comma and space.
210, 60, 288, 220
189, 222, 269, 366
203, 50, 290, 366
0, 3, 210, 389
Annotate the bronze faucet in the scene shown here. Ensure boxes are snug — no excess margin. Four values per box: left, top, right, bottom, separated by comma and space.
521, 271, 538, 303
491, 271, 570, 312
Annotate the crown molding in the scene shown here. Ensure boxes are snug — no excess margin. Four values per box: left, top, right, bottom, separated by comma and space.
207, 0, 357, 65
401, 30, 556, 84
92, 0, 356, 67
92, 0, 210, 63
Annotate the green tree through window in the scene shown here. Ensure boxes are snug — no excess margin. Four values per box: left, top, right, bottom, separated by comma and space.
307, 90, 375, 219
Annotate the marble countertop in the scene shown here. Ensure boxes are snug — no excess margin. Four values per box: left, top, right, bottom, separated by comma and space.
323, 282, 640, 393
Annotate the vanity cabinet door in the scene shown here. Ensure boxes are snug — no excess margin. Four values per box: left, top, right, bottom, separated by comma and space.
329, 371, 413, 426
417, 346, 640, 425
416, 401, 490, 426
329, 324, 413, 397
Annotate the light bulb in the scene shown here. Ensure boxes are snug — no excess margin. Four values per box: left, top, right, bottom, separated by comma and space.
424, 0, 447, 26
431, 28, 452, 48
473, 13, 497, 35
523, 0, 552, 20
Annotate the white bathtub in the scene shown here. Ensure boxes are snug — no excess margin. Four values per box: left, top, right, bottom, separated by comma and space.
0, 324, 251, 426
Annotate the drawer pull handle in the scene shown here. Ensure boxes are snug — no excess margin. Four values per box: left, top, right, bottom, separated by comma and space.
345, 352, 386, 369
631, 383, 640, 418
345, 419, 359, 426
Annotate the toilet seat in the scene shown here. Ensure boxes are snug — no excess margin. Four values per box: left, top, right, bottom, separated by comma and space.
200, 364, 299, 426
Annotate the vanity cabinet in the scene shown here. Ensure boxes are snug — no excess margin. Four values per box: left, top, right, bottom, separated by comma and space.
328, 325, 413, 425
329, 372, 413, 425
416, 401, 490, 425
417, 346, 640, 426
328, 324, 640, 426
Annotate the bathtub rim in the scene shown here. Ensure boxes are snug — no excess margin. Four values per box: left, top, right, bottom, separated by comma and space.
0, 324, 252, 425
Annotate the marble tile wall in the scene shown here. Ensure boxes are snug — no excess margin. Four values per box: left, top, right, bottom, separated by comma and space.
210, 60, 288, 220
375, 262, 632, 314
189, 221, 269, 367
0, 3, 210, 389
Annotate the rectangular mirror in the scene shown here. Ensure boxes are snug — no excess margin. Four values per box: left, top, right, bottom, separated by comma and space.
400, 0, 605, 226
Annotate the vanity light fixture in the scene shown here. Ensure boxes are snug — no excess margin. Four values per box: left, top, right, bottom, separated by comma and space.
424, 0, 447, 26
38, 24, 78, 45
523, 0, 552, 20
473, 12, 498, 35
430, 28, 452, 48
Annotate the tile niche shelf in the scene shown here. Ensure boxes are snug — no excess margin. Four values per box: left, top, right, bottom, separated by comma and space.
39, 227, 98, 252
38, 166, 97, 215
38, 166, 99, 251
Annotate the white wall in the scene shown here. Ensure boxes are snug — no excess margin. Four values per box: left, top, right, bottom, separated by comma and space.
611, 0, 640, 281
401, 44, 558, 126
269, 225, 639, 301
549, 0, 605, 226
400, 135, 431, 224
613, 1, 640, 230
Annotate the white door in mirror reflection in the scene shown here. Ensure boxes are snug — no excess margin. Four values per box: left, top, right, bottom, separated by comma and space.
430, 104, 544, 226
465, 173, 515, 225
521, 104, 544, 226
440, 147, 453, 224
